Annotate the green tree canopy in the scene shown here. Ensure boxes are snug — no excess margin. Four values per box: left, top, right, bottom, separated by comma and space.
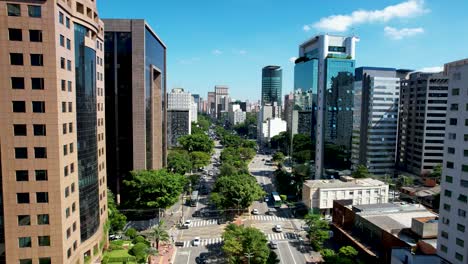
222, 224, 270, 264
429, 164, 442, 181
272, 152, 285, 164
190, 151, 211, 170
152, 220, 170, 249
211, 174, 265, 210
352, 165, 370, 179
123, 169, 188, 209
167, 150, 192, 175
304, 213, 330, 250
178, 133, 214, 153
107, 189, 127, 232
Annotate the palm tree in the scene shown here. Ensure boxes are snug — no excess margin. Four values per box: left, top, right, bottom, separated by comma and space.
152, 220, 170, 249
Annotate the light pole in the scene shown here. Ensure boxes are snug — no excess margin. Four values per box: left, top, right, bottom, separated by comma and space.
244, 249, 254, 264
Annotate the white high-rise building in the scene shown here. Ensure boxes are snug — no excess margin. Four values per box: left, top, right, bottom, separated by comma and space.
167, 88, 193, 147
437, 58, 468, 264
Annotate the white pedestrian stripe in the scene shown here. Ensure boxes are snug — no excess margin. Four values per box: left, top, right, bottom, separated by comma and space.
267, 233, 298, 241
249, 215, 289, 221
189, 219, 218, 227
180, 237, 224, 248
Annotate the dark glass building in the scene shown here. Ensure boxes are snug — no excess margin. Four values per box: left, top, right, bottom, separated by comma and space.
262, 66, 282, 106
104, 19, 167, 202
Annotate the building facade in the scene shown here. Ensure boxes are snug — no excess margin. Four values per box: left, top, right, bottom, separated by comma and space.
437, 58, 468, 264
104, 19, 166, 201
291, 89, 315, 136
297, 35, 359, 178
302, 177, 389, 216
228, 102, 246, 126
214, 85, 229, 119
0, 1, 107, 263
167, 88, 193, 147
352, 67, 401, 176
259, 118, 287, 145
207, 91, 215, 116
261, 66, 282, 107
397, 72, 448, 176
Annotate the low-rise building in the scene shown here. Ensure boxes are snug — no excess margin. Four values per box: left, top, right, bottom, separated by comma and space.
302, 176, 389, 216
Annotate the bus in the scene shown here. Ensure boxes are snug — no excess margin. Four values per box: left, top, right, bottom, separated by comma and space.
190, 191, 199, 207
271, 192, 282, 208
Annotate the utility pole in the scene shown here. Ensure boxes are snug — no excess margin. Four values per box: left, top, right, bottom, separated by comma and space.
244, 249, 254, 264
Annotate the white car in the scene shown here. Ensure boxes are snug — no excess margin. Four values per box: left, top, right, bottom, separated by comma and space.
269, 240, 278, 249
274, 225, 282, 233
182, 220, 191, 229
193, 237, 201, 246
252, 209, 259, 215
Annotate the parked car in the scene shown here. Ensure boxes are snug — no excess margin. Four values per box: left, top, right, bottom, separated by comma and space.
193, 237, 201, 246
109, 234, 122, 240
269, 240, 278, 249
252, 209, 259, 215
274, 224, 282, 232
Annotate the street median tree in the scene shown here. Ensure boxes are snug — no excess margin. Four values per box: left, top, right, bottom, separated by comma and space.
222, 224, 270, 264
211, 174, 265, 210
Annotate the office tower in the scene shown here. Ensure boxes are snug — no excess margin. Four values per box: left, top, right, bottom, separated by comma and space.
167, 88, 193, 147
438, 58, 468, 264
296, 35, 359, 178
207, 91, 215, 116
214, 85, 229, 119
291, 89, 315, 136
351, 67, 401, 176
104, 19, 166, 201
192, 93, 200, 108
284, 92, 295, 133
397, 72, 448, 176
0, 1, 107, 263
262, 66, 283, 106
191, 96, 198, 123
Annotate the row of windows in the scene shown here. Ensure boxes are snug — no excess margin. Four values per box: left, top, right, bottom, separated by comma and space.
63, 123, 74, 134
18, 236, 50, 248
12, 100, 45, 113
13, 124, 46, 136
64, 182, 76, 198
97, 87, 104, 96
63, 143, 74, 156
8, 28, 42, 42
440, 243, 465, 262
15, 147, 46, 159
58, 11, 71, 28
446, 162, 468, 173
97, 71, 103, 81
449, 118, 468, 126
61, 102, 73, 113
10, 53, 43, 66
60, 57, 72, 71
61, 79, 73, 92
59, 34, 71, 50
16, 170, 47, 181
17, 192, 48, 204
18, 214, 49, 226
7, 3, 41, 17
64, 163, 75, 177
11, 77, 44, 90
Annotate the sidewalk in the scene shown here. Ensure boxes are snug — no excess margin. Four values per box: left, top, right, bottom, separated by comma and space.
148, 243, 176, 264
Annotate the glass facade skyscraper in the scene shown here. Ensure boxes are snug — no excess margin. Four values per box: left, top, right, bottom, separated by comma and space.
262, 66, 282, 106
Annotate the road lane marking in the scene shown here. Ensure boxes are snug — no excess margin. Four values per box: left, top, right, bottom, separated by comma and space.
286, 242, 298, 264
186, 250, 191, 264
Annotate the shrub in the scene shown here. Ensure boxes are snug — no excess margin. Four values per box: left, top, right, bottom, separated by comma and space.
125, 228, 138, 239
132, 235, 150, 246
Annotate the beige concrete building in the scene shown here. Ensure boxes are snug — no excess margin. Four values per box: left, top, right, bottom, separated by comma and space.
302, 176, 389, 216
0, 1, 107, 263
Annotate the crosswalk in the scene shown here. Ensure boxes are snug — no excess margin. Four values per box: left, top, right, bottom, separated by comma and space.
177, 233, 300, 248
188, 219, 219, 227
248, 215, 290, 221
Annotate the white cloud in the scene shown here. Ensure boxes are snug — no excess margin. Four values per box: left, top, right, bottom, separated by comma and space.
308, 0, 428, 32
416, 66, 443, 73
303, 25, 311, 32
239, 50, 247, 55
178, 57, 200, 65
384, 26, 424, 39
212, 49, 223, 55
289, 57, 298, 63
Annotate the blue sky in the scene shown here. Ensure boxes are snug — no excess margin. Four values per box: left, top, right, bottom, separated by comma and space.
98, 0, 468, 101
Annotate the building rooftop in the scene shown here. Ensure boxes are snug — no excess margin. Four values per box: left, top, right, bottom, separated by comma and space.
303, 177, 387, 189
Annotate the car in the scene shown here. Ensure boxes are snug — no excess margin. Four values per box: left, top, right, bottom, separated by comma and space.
182, 220, 191, 229
274, 225, 282, 232
266, 208, 276, 215
109, 234, 122, 240
193, 237, 201, 246
264, 197, 269, 203
252, 209, 259, 215
269, 240, 278, 249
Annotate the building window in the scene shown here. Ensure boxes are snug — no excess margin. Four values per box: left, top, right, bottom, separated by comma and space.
70, 143, 74, 153
39, 258, 51, 264
27, 5, 41, 17
73, 240, 77, 250
457, 224, 466, 232
60, 57, 65, 69
8, 28, 22, 41
66, 17, 71, 28
63, 123, 67, 134
447, 162, 454, 169
12, 101, 26, 112
31, 77, 44, 90
66, 207, 70, 218
452, 88, 460, 95
67, 228, 71, 238
443, 203, 451, 212
459, 194, 468, 203
67, 60, 72, 71
450, 118, 458, 125
72, 202, 76, 212
32, 101, 45, 113
16, 170, 28, 181
446, 175, 453, 183
14, 124, 27, 136
68, 81, 72, 91
29, 30, 42, 42
68, 102, 73, 112
10, 53, 24, 65
34, 147, 47, 158
37, 214, 49, 225
62, 102, 67, 113
36, 192, 48, 203
35, 170, 48, 181
19, 259, 32, 264
71, 182, 75, 193
448, 147, 455, 154
67, 248, 72, 258
11, 77, 25, 89
7, 4, 21, 16
459, 209, 467, 218
455, 253, 463, 262
73, 222, 77, 231
15, 147, 28, 159
64, 166, 69, 177
18, 215, 30, 226
462, 165, 468, 172
449, 133, 457, 140
70, 163, 75, 173
17, 193, 29, 204
59, 11, 64, 23
65, 187, 69, 198
30, 54, 43, 66
38, 236, 50, 246
63, 145, 68, 155
69, 123, 73, 133
456, 238, 465, 247
19, 237, 32, 248
33, 124, 46, 136
440, 244, 447, 253
66, 38, 71, 50
441, 231, 449, 239
61, 79, 66, 91
444, 190, 452, 197
60, 34, 65, 46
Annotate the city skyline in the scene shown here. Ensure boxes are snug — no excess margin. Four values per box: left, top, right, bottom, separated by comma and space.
97, 0, 468, 100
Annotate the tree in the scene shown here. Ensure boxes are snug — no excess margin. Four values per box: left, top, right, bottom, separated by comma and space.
123, 170, 187, 209
211, 174, 265, 210
191, 122, 205, 135
272, 152, 285, 164
292, 150, 312, 164
129, 242, 149, 263
125, 228, 138, 239
178, 133, 214, 153
321, 246, 360, 264
167, 150, 192, 175
222, 224, 270, 264
266, 250, 280, 264
304, 213, 330, 250
190, 151, 211, 170
352, 165, 370, 179
429, 164, 442, 182
339, 246, 358, 258
151, 220, 170, 249
107, 189, 127, 232
397, 175, 414, 188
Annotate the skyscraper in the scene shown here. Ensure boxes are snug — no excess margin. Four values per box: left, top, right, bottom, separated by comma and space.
397, 72, 448, 176
0, 1, 107, 263
214, 85, 229, 119
296, 34, 359, 178
262, 66, 282, 106
352, 67, 402, 176
167, 88, 193, 147
207, 91, 216, 116
104, 19, 167, 202
437, 58, 468, 264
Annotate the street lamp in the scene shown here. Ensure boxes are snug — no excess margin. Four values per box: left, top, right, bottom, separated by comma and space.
244, 249, 254, 264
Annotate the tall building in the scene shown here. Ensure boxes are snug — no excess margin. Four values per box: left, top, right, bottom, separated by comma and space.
291, 89, 315, 136
296, 35, 359, 178
261, 66, 282, 106
284, 92, 295, 133
207, 91, 215, 116
228, 102, 246, 126
0, 1, 107, 263
397, 72, 448, 176
438, 58, 468, 264
167, 88, 193, 147
351, 67, 401, 176
104, 19, 167, 201
214, 85, 229, 119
